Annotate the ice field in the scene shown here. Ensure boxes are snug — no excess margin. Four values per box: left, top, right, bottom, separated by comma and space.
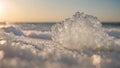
0, 12, 120, 68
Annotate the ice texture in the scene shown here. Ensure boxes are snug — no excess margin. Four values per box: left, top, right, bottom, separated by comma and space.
52, 12, 118, 51
0, 12, 120, 68
0, 31, 120, 68
4, 26, 23, 36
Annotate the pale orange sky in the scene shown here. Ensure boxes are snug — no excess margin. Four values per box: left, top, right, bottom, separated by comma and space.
0, 0, 120, 22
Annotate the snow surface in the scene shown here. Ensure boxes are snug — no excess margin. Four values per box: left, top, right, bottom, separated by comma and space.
0, 12, 120, 68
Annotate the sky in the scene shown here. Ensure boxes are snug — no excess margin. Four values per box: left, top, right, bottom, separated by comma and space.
0, 0, 120, 22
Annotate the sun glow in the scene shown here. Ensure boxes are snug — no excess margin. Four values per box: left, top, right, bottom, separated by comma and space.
0, 1, 6, 22
0, 3, 5, 14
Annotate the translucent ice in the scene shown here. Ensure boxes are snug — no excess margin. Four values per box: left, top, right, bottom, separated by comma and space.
52, 12, 115, 51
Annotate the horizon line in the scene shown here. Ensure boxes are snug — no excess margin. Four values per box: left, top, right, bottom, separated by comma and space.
0, 21, 120, 23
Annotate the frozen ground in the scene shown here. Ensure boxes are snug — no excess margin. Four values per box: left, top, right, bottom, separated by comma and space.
0, 12, 120, 68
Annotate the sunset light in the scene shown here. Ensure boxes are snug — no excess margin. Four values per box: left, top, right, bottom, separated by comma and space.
0, 2, 5, 14
0, 0, 120, 68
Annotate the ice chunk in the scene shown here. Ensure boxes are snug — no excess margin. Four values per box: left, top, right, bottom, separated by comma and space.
4, 26, 23, 36
52, 12, 115, 51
